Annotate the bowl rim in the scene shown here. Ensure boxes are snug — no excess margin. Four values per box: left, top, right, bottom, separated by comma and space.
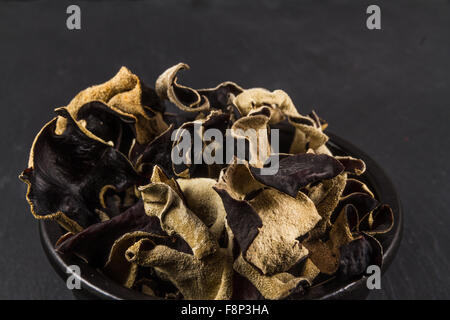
39, 131, 403, 300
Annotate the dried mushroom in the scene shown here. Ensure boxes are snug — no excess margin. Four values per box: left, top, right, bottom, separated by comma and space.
20, 63, 394, 300
249, 153, 344, 197
20, 108, 143, 232
56, 66, 167, 146
215, 163, 322, 276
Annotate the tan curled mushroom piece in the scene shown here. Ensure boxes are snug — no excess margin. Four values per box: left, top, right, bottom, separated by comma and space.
244, 189, 320, 275
125, 240, 233, 300
233, 254, 310, 300
233, 88, 300, 120
304, 204, 358, 274
139, 181, 218, 259
214, 162, 322, 275
103, 231, 155, 288
56, 66, 168, 146
155, 63, 210, 113
176, 177, 227, 240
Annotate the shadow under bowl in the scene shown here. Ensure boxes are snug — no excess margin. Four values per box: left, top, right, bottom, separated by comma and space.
39, 131, 403, 300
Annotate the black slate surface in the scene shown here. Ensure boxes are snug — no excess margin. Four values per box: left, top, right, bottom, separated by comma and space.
0, 0, 449, 299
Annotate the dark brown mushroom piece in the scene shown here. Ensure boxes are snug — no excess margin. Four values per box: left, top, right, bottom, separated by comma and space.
250, 153, 344, 197
56, 200, 192, 267
20, 109, 144, 232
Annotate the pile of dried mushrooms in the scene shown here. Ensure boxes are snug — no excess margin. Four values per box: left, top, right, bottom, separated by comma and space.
20, 63, 394, 300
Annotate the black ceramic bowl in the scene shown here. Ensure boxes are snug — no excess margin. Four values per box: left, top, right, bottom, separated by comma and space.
39, 132, 403, 300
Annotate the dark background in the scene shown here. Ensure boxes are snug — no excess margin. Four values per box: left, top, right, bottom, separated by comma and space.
0, 0, 449, 299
